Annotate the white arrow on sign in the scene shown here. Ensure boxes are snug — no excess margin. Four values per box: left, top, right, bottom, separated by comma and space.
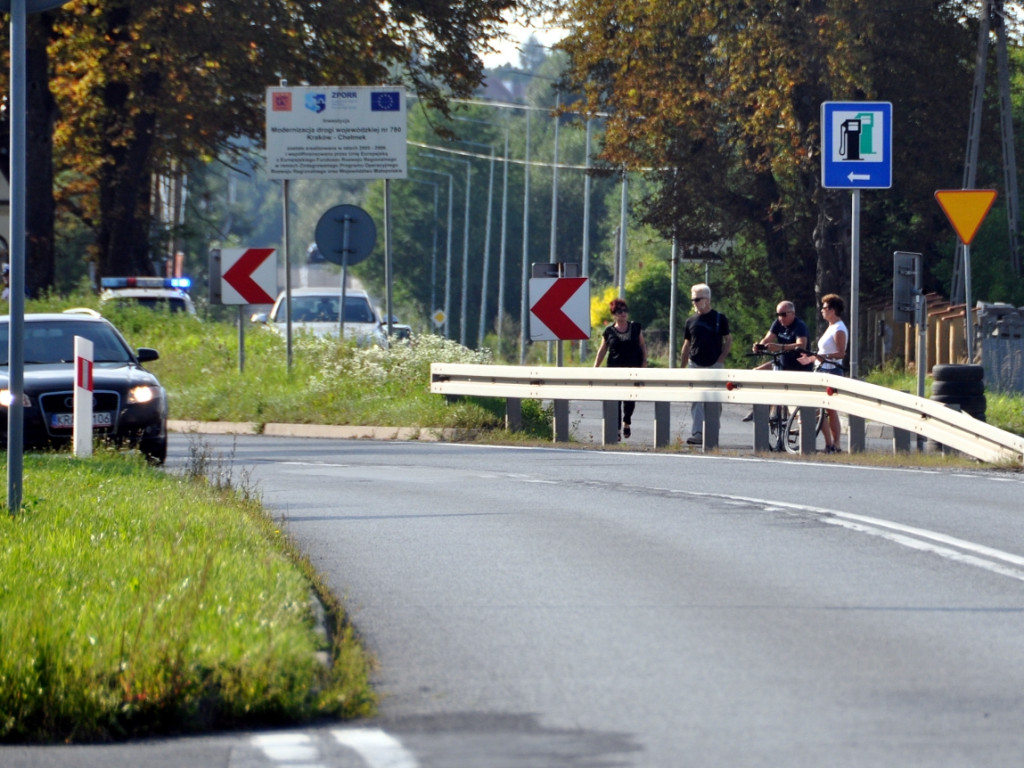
847, 172, 871, 182
221, 248, 278, 305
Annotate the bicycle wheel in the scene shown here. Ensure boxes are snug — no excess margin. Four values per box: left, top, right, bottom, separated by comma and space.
816, 407, 827, 440
784, 409, 801, 453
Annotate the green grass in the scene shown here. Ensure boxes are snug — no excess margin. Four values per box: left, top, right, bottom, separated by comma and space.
3, 293, 1022, 741
98, 302, 508, 430
0, 450, 374, 742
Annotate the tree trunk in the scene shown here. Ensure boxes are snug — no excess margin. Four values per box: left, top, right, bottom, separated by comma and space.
93, 3, 161, 279
95, 76, 160, 279
813, 187, 851, 332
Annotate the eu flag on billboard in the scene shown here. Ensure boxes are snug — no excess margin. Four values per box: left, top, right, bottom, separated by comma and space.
370, 91, 400, 112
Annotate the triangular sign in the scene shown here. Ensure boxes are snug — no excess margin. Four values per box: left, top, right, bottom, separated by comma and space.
934, 189, 998, 245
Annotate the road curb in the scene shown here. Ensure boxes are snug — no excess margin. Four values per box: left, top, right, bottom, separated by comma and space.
168, 420, 476, 442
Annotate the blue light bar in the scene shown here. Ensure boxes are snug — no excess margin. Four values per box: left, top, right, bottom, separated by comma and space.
100, 277, 190, 290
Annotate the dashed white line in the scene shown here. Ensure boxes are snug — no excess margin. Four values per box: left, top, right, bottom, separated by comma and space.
251, 733, 325, 765
333, 728, 418, 768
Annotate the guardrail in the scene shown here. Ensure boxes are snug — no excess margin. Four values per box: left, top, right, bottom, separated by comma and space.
430, 363, 1024, 465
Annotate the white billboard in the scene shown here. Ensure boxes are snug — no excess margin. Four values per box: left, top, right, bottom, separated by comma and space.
265, 86, 407, 180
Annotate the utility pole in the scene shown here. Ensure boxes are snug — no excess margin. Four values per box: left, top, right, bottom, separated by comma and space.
952, 0, 1020, 304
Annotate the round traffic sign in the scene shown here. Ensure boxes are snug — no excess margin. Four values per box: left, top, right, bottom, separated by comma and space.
0, 0, 72, 11
314, 205, 377, 266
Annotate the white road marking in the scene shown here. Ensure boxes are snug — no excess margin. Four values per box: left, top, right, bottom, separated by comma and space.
333, 728, 418, 768
251, 733, 324, 765
693, 490, 1024, 583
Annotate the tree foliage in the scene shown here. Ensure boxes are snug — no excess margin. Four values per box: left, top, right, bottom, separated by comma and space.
4, 0, 533, 280
558, 0, 983, 327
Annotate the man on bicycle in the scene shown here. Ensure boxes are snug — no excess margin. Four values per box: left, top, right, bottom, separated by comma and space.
743, 301, 810, 420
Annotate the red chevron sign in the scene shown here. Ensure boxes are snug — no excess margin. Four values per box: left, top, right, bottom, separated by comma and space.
529, 277, 590, 341
221, 248, 277, 304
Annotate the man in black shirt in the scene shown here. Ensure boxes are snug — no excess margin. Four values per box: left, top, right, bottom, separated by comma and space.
680, 283, 732, 444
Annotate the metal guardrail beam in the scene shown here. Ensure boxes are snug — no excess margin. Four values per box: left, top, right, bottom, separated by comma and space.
430, 364, 1024, 465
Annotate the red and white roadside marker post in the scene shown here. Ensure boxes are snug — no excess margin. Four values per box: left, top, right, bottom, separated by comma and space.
73, 336, 94, 459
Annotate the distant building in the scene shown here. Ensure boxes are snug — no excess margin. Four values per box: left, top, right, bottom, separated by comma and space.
477, 74, 530, 104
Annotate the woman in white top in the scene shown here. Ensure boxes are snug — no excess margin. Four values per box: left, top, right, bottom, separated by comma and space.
811, 293, 847, 453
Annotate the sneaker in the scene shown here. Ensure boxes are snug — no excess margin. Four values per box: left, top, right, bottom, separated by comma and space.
825, 445, 842, 454
686, 433, 702, 445
623, 423, 631, 439
741, 409, 754, 422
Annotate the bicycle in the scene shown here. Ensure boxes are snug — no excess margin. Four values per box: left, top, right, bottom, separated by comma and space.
783, 401, 826, 454
747, 345, 796, 452
748, 344, 824, 453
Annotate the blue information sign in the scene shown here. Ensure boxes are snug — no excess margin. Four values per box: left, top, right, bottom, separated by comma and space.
821, 102, 892, 189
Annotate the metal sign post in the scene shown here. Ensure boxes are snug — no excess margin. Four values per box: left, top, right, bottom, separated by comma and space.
314, 204, 377, 342
935, 189, 998, 363
4, 0, 74, 513
821, 101, 893, 379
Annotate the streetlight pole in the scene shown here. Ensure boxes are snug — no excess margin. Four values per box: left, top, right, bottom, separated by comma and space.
548, 92, 561, 365
580, 118, 594, 360
451, 119, 509, 351
453, 139, 495, 349
424, 152, 472, 345
411, 167, 455, 336
405, 176, 440, 325
519, 111, 532, 364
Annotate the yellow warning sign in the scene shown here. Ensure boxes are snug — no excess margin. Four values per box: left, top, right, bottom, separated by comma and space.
934, 189, 998, 245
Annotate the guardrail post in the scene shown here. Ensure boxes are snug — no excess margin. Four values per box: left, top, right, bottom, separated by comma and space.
654, 402, 670, 447
506, 398, 522, 432
848, 415, 865, 453
601, 400, 619, 445
752, 404, 770, 452
702, 404, 720, 450
893, 427, 911, 453
799, 406, 817, 453
553, 400, 569, 442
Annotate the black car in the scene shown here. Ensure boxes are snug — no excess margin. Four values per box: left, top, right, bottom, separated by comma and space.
0, 313, 168, 463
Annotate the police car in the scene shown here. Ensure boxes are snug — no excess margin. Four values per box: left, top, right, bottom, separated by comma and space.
100, 277, 197, 315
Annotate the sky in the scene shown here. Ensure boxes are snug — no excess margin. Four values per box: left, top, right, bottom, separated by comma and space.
481, 20, 566, 68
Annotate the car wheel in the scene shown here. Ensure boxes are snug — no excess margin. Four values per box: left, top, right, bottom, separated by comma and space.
140, 435, 167, 465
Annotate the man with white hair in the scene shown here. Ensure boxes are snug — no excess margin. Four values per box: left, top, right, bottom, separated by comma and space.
679, 283, 732, 445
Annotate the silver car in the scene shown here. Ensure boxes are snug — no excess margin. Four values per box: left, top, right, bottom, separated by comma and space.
255, 288, 388, 346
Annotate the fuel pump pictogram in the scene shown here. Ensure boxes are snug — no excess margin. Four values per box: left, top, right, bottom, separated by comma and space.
838, 112, 876, 161
839, 118, 862, 160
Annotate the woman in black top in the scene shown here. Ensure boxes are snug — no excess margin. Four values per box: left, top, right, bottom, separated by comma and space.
593, 298, 648, 438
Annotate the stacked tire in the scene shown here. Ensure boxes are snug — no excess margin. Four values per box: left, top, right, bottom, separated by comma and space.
930, 364, 986, 421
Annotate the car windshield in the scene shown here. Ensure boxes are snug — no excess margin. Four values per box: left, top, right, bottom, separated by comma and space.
273, 296, 376, 324
0, 320, 133, 366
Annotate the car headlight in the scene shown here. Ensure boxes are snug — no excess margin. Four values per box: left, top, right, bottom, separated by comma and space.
127, 385, 161, 405
0, 390, 31, 408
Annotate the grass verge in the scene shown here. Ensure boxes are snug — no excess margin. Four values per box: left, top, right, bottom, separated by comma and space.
0, 448, 375, 743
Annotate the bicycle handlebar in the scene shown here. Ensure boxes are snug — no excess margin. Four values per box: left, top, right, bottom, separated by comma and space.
749, 343, 811, 357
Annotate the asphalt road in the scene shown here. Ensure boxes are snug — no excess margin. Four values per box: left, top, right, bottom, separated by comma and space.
5, 431, 1024, 767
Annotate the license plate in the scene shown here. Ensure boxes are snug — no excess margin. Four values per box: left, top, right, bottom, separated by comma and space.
50, 412, 113, 429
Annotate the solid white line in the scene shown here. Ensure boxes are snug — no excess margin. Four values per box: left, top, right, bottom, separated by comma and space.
691, 490, 1024, 583
333, 728, 418, 768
